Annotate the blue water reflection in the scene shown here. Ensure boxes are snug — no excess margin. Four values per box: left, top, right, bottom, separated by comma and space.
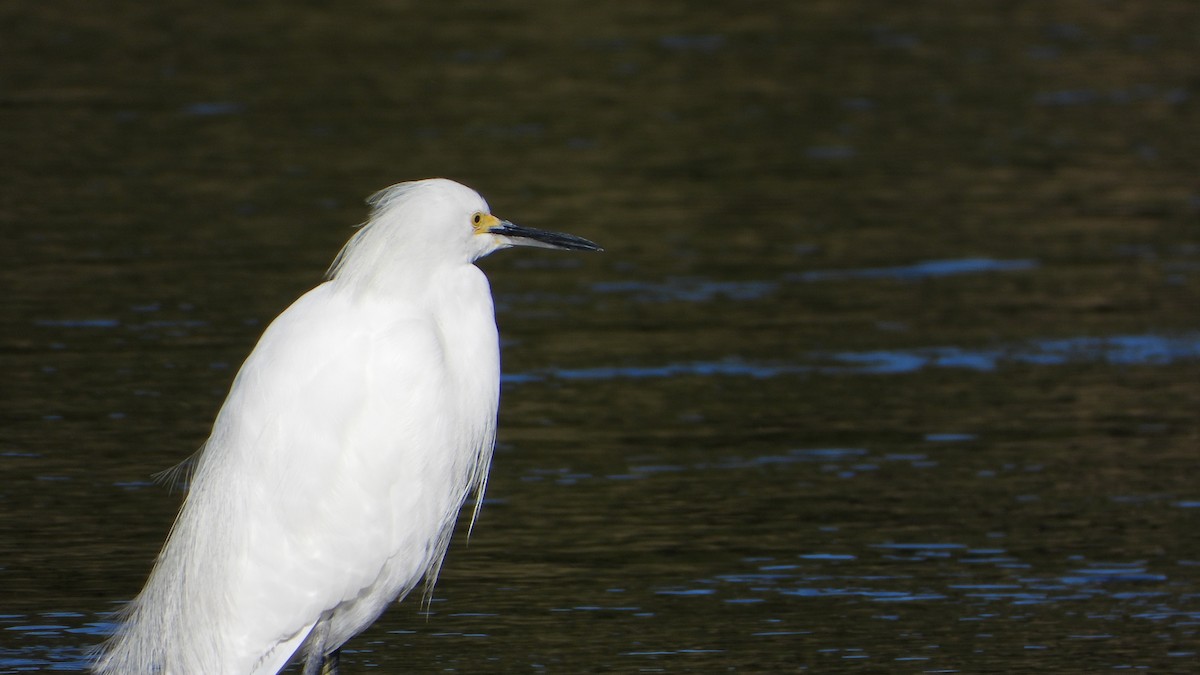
505, 333, 1200, 383
590, 257, 1039, 303
792, 257, 1039, 282
0, 613, 104, 672
651, 552, 1196, 626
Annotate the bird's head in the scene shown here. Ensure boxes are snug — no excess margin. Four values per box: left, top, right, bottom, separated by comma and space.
327, 178, 601, 286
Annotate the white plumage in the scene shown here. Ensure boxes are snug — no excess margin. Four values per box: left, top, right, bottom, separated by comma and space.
93, 178, 600, 674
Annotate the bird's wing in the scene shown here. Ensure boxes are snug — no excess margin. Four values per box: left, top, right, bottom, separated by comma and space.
184, 282, 490, 670
248, 619, 316, 675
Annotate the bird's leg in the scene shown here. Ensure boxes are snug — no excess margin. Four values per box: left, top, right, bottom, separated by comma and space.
301, 647, 341, 675
301, 617, 334, 675
301, 649, 322, 675
320, 649, 341, 675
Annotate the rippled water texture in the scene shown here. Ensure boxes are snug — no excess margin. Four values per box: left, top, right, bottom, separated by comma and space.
3, 2, 1199, 672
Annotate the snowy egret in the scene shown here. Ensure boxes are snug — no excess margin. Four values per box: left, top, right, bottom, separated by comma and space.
93, 178, 601, 674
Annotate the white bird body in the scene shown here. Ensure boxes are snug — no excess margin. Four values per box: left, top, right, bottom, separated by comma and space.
93, 179, 600, 674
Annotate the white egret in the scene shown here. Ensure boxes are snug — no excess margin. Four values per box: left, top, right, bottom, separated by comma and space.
92, 178, 601, 674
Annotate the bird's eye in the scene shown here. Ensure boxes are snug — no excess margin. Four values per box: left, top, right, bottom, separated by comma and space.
472, 213, 483, 224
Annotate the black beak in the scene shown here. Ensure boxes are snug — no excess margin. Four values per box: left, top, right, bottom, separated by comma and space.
489, 221, 603, 252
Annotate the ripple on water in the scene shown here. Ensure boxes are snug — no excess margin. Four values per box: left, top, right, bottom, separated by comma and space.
0, 613, 108, 672
503, 332, 1200, 383
642, 548, 1194, 647
587, 257, 1038, 304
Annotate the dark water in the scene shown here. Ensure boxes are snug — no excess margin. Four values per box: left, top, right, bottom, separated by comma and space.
3, 1, 1199, 672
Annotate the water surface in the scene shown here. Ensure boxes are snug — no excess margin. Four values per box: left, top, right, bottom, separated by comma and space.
3, 1, 1199, 672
